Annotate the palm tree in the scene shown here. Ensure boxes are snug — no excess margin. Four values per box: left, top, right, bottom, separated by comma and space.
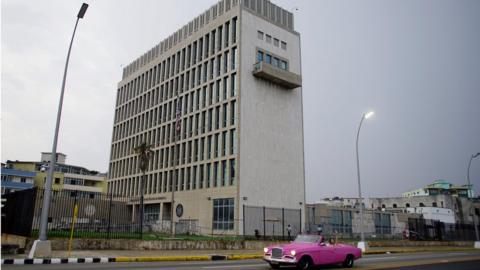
134, 142, 153, 239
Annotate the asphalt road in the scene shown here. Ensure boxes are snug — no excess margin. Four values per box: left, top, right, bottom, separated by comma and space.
3, 251, 480, 270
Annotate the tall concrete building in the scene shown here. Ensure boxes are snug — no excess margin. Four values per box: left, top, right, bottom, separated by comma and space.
107, 0, 304, 235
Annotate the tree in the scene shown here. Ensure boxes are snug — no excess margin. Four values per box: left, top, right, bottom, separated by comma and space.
134, 142, 153, 238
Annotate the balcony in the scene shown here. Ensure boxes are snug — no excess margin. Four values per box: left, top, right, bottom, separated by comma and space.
252, 62, 302, 89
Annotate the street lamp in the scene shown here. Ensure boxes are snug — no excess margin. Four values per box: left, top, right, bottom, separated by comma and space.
467, 152, 480, 248
356, 110, 374, 252
29, 3, 88, 258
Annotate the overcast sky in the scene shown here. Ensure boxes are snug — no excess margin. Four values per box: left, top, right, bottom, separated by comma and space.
2, 0, 479, 202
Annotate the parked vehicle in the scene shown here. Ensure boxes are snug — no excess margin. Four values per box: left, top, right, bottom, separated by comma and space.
263, 234, 362, 269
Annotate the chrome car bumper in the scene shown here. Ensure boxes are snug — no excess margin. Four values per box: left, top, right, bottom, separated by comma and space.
263, 255, 297, 266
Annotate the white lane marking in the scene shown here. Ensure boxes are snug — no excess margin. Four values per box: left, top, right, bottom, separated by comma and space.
202, 263, 267, 269
361, 256, 398, 261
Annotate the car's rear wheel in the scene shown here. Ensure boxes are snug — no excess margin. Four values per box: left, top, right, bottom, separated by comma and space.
342, 254, 354, 268
297, 256, 313, 270
269, 263, 280, 269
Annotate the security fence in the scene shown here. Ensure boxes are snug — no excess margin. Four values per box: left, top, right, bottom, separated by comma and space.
2, 187, 142, 239
407, 218, 477, 241
306, 204, 479, 241
243, 205, 302, 240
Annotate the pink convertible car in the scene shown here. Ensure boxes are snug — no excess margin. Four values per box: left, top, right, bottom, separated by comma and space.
263, 235, 362, 269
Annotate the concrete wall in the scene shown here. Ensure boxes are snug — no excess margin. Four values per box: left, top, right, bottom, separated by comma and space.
238, 7, 304, 234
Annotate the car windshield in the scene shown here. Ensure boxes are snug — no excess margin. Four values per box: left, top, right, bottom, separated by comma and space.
293, 235, 321, 243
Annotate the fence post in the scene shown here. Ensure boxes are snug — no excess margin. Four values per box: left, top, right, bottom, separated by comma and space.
282, 208, 285, 240
107, 192, 113, 239
299, 208, 302, 234
70, 191, 78, 238
263, 206, 266, 240
243, 204, 245, 238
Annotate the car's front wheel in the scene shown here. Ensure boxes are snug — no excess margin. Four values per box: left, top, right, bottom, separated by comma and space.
297, 256, 313, 270
342, 254, 354, 268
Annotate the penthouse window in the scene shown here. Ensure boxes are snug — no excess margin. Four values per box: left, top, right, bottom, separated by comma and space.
257, 31, 264, 40
256, 49, 289, 71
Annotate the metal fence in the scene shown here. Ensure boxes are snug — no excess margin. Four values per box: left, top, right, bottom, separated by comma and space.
407, 218, 477, 241
31, 188, 141, 239
306, 217, 478, 241
0, 187, 142, 239
243, 205, 302, 240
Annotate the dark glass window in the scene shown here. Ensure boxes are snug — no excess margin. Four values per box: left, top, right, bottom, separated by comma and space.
257, 51, 264, 62
213, 198, 234, 230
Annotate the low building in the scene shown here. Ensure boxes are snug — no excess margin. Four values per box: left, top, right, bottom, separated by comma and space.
315, 197, 365, 208
305, 203, 420, 239
403, 180, 473, 198
5, 153, 106, 194
370, 194, 479, 224
406, 207, 455, 224
1, 164, 35, 194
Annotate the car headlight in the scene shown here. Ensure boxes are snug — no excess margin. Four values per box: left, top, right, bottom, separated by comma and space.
290, 250, 296, 256
264, 247, 269, 253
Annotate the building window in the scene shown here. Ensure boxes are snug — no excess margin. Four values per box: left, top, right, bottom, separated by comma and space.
281, 41, 287, 50
229, 159, 235, 185
266, 34, 272, 43
273, 38, 279, 47
213, 198, 234, 230
257, 51, 264, 62
331, 210, 352, 234
272, 57, 279, 67
265, 54, 271, 64
374, 213, 391, 234
257, 31, 264, 40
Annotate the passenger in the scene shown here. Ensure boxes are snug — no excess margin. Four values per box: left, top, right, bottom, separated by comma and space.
328, 238, 335, 245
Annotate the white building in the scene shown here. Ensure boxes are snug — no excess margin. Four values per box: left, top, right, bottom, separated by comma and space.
107, 0, 304, 235
406, 207, 455, 224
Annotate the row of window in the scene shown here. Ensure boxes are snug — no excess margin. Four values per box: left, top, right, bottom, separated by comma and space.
256, 50, 288, 70
113, 74, 237, 142
111, 100, 237, 161
124, 8, 239, 78
110, 128, 237, 179
257, 30, 287, 50
115, 48, 238, 127
116, 16, 238, 108
108, 159, 236, 197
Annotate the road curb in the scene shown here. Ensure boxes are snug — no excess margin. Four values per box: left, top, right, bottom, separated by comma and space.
1, 258, 114, 265
2, 249, 475, 264
1, 255, 227, 264
364, 247, 476, 255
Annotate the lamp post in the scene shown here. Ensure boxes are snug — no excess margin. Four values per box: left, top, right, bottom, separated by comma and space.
29, 3, 88, 258
467, 152, 480, 248
355, 111, 374, 252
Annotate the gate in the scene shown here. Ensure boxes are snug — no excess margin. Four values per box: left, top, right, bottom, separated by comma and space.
1, 188, 37, 236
